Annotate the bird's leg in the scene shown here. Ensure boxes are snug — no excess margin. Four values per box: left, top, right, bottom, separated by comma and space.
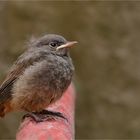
22, 110, 67, 122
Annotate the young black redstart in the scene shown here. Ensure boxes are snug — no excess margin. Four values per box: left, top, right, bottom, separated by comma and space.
0, 34, 77, 121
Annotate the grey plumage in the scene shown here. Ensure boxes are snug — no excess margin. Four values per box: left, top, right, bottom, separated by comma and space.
0, 34, 76, 117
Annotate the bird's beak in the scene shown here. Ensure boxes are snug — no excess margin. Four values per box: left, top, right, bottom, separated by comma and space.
56, 41, 78, 51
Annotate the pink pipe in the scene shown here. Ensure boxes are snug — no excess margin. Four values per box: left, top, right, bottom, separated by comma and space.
16, 84, 75, 140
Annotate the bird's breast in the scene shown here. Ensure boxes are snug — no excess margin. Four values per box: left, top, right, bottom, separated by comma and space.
12, 56, 74, 111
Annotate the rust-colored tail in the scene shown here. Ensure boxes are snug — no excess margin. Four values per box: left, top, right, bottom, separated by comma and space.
0, 101, 12, 117
0, 103, 5, 117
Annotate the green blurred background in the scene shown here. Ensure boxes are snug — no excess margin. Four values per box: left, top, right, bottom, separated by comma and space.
0, 1, 140, 139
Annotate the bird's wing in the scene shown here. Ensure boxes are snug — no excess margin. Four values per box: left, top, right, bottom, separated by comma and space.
0, 50, 48, 103
0, 60, 30, 103
0, 60, 29, 117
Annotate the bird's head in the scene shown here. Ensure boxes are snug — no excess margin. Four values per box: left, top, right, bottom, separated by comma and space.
31, 34, 77, 57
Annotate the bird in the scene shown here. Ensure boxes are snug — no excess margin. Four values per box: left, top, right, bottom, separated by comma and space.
0, 34, 77, 122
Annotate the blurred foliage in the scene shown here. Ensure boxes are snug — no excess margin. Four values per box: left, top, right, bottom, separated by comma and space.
0, 1, 140, 139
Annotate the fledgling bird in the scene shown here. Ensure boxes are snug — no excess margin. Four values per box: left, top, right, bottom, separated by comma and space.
0, 34, 77, 121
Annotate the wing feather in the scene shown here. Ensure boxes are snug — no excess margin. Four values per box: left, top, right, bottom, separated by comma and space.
0, 62, 26, 103
0, 49, 48, 103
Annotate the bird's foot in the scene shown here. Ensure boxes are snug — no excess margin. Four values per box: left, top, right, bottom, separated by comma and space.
22, 110, 67, 122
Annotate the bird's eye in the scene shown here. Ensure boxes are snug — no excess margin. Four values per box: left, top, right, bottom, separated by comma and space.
49, 42, 57, 48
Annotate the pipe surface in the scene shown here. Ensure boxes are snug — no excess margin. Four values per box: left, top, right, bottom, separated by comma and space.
16, 84, 75, 140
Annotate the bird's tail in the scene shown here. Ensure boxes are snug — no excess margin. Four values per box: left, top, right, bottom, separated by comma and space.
0, 101, 12, 117
0, 103, 5, 117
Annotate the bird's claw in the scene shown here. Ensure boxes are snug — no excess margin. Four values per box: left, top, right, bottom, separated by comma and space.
22, 110, 67, 123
